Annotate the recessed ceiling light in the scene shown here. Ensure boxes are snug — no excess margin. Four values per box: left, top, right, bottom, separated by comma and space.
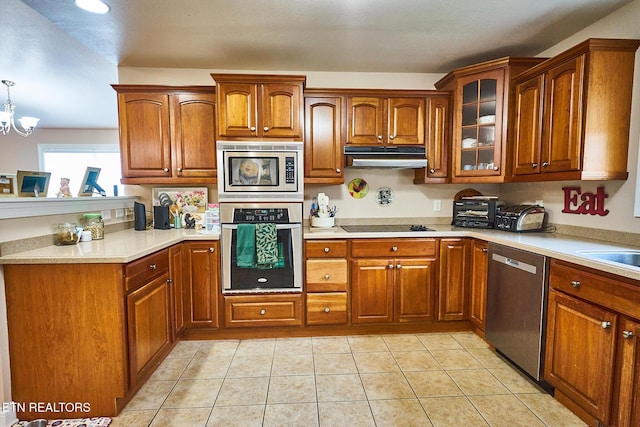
75, 0, 110, 14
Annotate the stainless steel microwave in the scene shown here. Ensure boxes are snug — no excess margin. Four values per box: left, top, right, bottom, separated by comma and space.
217, 141, 304, 202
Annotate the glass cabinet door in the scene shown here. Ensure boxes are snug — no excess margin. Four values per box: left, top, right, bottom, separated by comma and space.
460, 78, 498, 173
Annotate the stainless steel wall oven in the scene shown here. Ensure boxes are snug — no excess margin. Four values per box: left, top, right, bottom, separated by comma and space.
220, 203, 302, 293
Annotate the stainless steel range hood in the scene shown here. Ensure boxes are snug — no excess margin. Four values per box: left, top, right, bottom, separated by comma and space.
344, 146, 428, 169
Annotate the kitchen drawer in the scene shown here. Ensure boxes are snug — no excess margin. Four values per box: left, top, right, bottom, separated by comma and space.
351, 238, 437, 258
224, 294, 302, 327
549, 259, 640, 320
125, 249, 169, 292
306, 259, 348, 292
306, 292, 347, 325
305, 240, 348, 258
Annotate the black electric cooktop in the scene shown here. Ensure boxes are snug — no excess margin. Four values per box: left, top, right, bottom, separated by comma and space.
340, 224, 435, 233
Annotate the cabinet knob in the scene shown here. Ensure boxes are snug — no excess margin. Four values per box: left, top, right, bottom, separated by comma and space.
542, 162, 549, 168
324, 274, 330, 280
324, 247, 330, 253
429, 168, 436, 174
493, 166, 499, 171
209, 247, 215, 253
324, 307, 330, 313
532, 163, 538, 168
336, 168, 341, 173
250, 126, 256, 132
163, 168, 170, 173
396, 263, 402, 269
482, 248, 488, 253
177, 167, 182, 172
260, 309, 266, 315
389, 135, 395, 140
377, 135, 383, 140
391, 246, 398, 252
622, 330, 635, 339
571, 280, 581, 289
601, 321, 612, 329
388, 263, 394, 269
149, 264, 157, 270
263, 126, 269, 132
166, 278, 173, 284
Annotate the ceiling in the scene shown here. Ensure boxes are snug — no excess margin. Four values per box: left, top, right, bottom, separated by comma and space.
1, 0, 633, 129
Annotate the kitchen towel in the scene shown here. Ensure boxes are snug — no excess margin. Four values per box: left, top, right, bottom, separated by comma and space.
236, 223, 256, 268
256, 223, 279, 267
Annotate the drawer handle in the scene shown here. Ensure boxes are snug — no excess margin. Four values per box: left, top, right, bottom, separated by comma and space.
601, 321, 611, 329
391, 246, 398, 252
622, 330, 634, 339
260, 309, 266, 315
149, 264, 157, 270
324, 274, 330, 280
571, 280, 581, 289
324, 247, 330, 253
324, 307, 330, 313
209, 247, 215, 253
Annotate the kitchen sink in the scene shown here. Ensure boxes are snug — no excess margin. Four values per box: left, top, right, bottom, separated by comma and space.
577, 250, 640, 268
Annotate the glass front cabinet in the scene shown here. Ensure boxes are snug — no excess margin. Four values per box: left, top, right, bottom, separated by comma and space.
436, 58, 545, 183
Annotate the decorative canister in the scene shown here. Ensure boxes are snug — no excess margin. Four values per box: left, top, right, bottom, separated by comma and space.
57, 223, 80, 245
83, 213, 104, 240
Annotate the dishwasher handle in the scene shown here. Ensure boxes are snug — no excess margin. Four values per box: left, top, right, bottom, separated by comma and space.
492, 253, 538, 275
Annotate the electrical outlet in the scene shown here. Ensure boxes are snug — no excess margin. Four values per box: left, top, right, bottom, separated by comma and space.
101, 209, 111, 220
124, 208, 134, 220
116, 208, 124, 218
535, 200, 544, 207
433, 199, 442, 211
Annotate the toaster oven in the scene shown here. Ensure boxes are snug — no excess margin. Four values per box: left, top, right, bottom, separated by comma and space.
494, 204, 546, 232
452, 199, 502, 229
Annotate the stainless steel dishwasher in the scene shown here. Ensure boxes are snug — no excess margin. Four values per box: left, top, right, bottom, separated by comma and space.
485, 243, 550, 383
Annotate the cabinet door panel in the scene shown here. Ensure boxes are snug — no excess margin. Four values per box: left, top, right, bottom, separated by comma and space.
168, 244, 185, 340
425, 95, 449, 179
217, 83, 257, 137
172, 93, 217, 178
545, 290, 616, 423
351, 259, 393, 323
388, 98, 424, 145
184, 242, 219, 328
127, 274, 171, 386
542, 56, 584, 173
395, 258, 436, 322
438, 239, 470, 320
118, 93, 172, 177
469, 240, 488, 330
262, 83, 303, 138
513, 75, 544, 176
347, 97, 384, 145
304, 97, 343, 180
614, 317, 640, 427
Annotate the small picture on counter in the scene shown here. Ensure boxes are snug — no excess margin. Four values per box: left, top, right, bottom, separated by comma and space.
376, 186, 394, 207
152, 187, 208, 228
348, 178, 369, 199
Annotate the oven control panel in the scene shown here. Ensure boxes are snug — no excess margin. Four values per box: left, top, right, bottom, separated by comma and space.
232, 208, 290, 223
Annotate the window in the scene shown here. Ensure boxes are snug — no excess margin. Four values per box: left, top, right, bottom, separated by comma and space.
38, 144, 121, 197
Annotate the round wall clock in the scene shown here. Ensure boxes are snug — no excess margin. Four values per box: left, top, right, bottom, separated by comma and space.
376, 186, 394, 207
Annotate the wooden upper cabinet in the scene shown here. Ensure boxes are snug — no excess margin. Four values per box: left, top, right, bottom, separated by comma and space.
511, 38, 640, 181
113, 86, 217, 184
435, 57, 545, 183
347, 96, 424, 145
415, 94, 451, 183
304, 95, 344, 183
212, 74, 305, 140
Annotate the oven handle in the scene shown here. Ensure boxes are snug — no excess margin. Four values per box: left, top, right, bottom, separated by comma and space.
222, 223, 301, 230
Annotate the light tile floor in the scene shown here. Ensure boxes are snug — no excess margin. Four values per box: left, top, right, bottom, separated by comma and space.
112, 332, 587, 427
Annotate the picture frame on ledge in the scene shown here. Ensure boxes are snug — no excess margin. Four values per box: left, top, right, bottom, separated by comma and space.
78, 167, 106, 197
16, 170, 51, 198
0, 173, 17, 197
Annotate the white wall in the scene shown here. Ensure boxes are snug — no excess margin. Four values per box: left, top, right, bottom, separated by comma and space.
498, 0, 640, 233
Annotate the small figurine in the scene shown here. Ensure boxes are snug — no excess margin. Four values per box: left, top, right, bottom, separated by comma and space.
184, 213, 196, 229
57, 177, 72, 198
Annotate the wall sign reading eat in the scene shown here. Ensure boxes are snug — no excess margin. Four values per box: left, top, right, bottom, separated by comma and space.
562, 186, 609, 216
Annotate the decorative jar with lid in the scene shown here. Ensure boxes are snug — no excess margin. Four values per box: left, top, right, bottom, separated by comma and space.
83, 213, 104, 240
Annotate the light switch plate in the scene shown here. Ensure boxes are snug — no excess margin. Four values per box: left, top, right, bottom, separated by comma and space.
433, 200, 442, 211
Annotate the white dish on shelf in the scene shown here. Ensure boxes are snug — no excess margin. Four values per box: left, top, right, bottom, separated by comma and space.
477, 115, 496, 124
461, 138, 477, 148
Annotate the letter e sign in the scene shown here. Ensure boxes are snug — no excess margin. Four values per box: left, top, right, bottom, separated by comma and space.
562, 186, 609, 216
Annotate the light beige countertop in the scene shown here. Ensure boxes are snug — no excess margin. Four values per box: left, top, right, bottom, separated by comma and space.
2, 224, 639, 282
305, 224, 640, 282
0, 228, 220, 264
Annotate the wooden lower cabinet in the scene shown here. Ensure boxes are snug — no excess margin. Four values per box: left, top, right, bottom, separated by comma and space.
224, 294, 303, 327
545, 259, 640, 426
469, 240, 488, 331
305, 240, 349, 325
438, 238, 471, 320
183, 241, 220, 328
306, 292, 348, 325
350, 239, 437, 324
168, 243, 185, 340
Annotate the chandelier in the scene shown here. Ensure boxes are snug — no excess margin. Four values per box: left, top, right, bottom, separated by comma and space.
0, 80, 39, 137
